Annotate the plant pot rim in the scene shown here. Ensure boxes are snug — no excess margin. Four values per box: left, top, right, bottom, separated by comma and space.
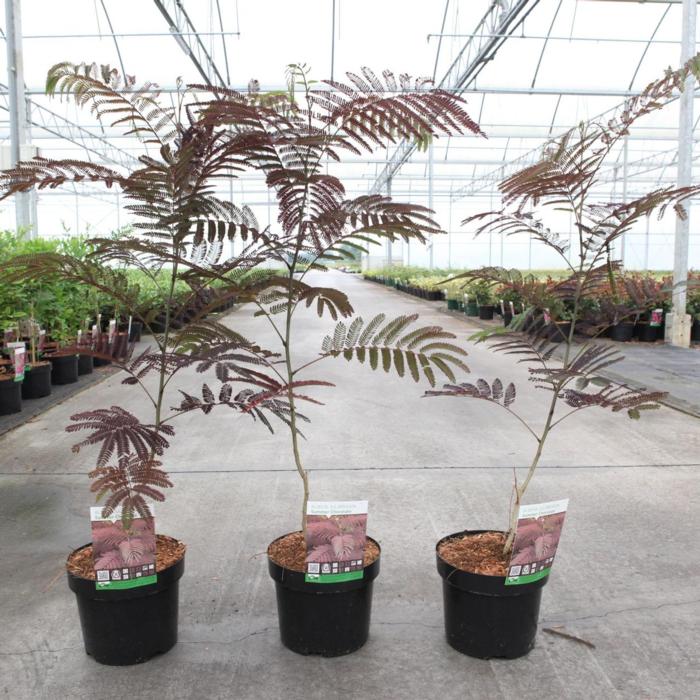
436, 529, 548, 596
267, 531, 381, 592
66, 537, 186, 601
27, 360, 52, 368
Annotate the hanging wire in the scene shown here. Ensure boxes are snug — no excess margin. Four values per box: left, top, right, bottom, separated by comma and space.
98, 0, 128, 79
628, 4, 672, 91
215, 0, 231, 85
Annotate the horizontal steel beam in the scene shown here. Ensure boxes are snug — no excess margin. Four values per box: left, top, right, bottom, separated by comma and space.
7, 84, 679, 97
20, 31, 240, 39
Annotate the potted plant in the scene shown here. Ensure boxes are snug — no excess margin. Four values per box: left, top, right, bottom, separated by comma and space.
45, 326, 80, 385
20, 310, 52, 399
688, 294, 700, 342
0, 61, 306, 665
0, 341, 23, 414
446, 290, 460, 311
471, 280, 496, 320
194, 64, 479, 656
424, 59, 700, 659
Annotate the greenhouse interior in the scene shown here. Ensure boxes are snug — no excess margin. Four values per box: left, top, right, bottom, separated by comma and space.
1, 1, 699, 698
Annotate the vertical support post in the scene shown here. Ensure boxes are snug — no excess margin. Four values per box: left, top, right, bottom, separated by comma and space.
5, 0, 36, 236
385, 175, 392, 268
447, 188, 453, 270
668, 0, 695, 347
406, 179, 412, 267
620, 135, 628, 266
428, 141, 434, 269
330, 0, 336, 82
644, 215, 650, 272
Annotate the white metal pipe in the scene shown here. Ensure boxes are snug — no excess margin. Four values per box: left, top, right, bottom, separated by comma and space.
4, 0, 34, 236
669, 0, 696, 346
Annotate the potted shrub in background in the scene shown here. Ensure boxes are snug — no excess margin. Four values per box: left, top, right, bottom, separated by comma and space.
20, 310, 52, 399
688, 292, 700, 342
425, 59, 700, 659
472, 280, 496, 320
0, 61, 305, 665
196, 64, 479, 656
45, 328, 80, 385
0, 358, 22, 414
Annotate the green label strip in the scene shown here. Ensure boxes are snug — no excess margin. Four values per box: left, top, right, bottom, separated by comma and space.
505, 567, 550, 586
305, 570, 364, 584
96, 574, 157, 590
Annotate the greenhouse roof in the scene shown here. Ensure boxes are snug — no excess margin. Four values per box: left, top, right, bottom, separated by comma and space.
0, 0, 698, 268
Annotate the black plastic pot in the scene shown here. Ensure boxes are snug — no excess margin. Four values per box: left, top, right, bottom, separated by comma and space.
635, 322, 659, 343
478, 305, 495, 320
609, 322, 635, 342
0, 378, 22, 415
503, 311, 513, 327
67, 543, 185, 666
21, 362, 52, 399
436, 530, 548, 659
78, 354, 94, 375
112, 332, 129, 360
267, 534, 381, 657
692, 318, 700, 343
128, 321, 142, 343
465, 302, 479, 317
48, 354, 79, 384
549, 321, 572, 344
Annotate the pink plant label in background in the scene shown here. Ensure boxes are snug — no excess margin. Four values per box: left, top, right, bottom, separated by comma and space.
304, 501, 368, 584
506, 499, 568, 586
12, 347, 25, 381
90, 506, 157, 590
38, 330, 46, 352
650, 309, 664, 327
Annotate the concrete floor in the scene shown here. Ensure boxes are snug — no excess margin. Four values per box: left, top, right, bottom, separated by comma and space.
1, 271, 699, 699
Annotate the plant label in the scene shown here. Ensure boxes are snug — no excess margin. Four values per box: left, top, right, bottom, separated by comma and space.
505, 499, 568, 586
127, 315, 133, 338
12, 346, 26, 381
304, 500, 368, 584
650, 309, 664, 327
509, 301, 515, 315
500, 299, 505, 314
543, 308, 551, 325
38, 330, 46, 352
90, 506, 157, 591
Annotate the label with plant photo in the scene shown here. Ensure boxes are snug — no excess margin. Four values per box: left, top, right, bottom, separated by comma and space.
505, 499, 568, 586
12, 346, 26, 381
304, 501, 368, 584
650, 309, 664, 327
90, 506, 157, 591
